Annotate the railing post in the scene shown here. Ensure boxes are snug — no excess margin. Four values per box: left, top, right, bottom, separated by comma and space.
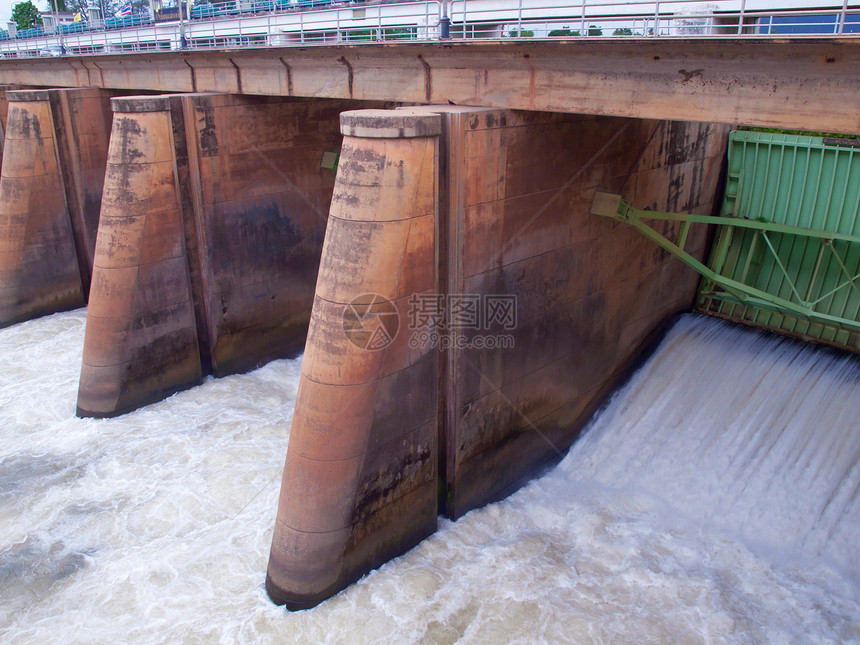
738, 0, 746, 35
517, 0, 522, 35
378, 5, 383, 41
653, 0, 660, 36
838, 0, 848, 34
439, 0, 450, 39
580, 0, 586, 35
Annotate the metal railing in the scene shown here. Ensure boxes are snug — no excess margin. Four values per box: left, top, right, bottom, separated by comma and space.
0, 0, 858, 58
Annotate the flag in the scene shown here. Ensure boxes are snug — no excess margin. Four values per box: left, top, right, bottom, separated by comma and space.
73, 11, 82, 21
115, 2, 132, 17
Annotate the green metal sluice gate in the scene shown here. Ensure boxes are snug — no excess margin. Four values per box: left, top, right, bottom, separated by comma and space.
593, 130, 860, 353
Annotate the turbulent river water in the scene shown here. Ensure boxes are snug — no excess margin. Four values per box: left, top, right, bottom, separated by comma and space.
1, 310, 859, 643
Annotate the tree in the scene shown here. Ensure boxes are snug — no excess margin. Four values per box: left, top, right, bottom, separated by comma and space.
11, 1, 42, 30
506, 29, 534, 37
64, 0, 88, 13
587, 25, 603, 36
64, 0, 124, 20
45, 0, 68, 12
548, 28, 579, 37
612, 27, 633, 35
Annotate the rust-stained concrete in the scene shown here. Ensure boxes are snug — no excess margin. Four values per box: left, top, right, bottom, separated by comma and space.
0, 88, 115, 327
76, 96, 202, 418
267, 109, 441, 610
183, 94, 349, 377
0, 84, 22, 163
77, 94, 369, 417
439, 110, 728, 520
267, 105, 730, 609
0, 91, 77, 328
52, 88, 116, 292
0, 84, 27, 156
0, 40, 857, 134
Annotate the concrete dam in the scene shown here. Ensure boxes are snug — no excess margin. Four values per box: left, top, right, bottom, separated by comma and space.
0, 37, 858, 611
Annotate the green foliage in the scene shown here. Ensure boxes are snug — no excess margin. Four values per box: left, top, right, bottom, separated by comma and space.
346, 29, 373, 41
11, 1, 42, 29
47, 0, 68, 11
345, 27, 416, 41
64, 0, 123, 21
612, 27, 633, 35
64, 0, 89, 14
506, 29, 535, 37
548, 28, 579, 37
587, 24, 602, 36
379, 26, 414, 40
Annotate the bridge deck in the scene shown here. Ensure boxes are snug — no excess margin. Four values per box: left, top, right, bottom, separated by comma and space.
1, 39, 859, 134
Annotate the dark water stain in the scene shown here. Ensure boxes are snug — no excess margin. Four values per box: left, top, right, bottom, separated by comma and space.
12, 107, 43, 140
197, 106, 219, 157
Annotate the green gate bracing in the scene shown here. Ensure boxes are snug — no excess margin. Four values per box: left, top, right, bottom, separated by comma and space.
591, 131, 860, 353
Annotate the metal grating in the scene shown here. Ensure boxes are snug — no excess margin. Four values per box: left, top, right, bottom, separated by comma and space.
697, 131, 860, 352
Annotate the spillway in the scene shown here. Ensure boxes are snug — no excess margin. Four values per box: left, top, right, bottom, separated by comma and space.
0, 310, 858, 642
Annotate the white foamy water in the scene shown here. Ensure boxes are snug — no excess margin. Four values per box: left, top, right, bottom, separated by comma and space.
1, 310, 859, 643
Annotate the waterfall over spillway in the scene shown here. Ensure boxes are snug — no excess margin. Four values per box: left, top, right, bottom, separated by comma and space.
571, 314, 860, 576
0, 310, 858, 643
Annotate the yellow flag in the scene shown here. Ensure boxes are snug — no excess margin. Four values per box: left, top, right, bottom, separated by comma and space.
73, 11, 82, 21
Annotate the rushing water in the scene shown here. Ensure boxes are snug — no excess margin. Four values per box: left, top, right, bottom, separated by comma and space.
1, 310, 859, 643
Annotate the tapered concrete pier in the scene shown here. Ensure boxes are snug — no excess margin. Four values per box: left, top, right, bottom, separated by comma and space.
0, 88, 115, 327
77, 94, 369, 417
0, 87, 115, 327
267, 105, 729, 609
76, 96, 202, 417
267, 110, 441, 609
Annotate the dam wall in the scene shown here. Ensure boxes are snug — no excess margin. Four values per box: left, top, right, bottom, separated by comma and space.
440, 111, 728, 520
0, 88, 115, 327
266, 106, 730, 609
76, 94, 371, 418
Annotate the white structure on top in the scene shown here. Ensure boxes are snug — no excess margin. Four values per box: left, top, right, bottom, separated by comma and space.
0, 0, 857, 58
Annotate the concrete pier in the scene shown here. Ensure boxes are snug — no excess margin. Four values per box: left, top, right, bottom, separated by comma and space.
0, 88, 114, 327
77, 94, 370, 417
267, 106, 730, 609
77, 96, 202, 418
267, 110, 441, 609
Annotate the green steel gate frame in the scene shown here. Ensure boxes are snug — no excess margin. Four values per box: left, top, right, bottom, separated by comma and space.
591, 131, 860, 352
590, 191, 860, 336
